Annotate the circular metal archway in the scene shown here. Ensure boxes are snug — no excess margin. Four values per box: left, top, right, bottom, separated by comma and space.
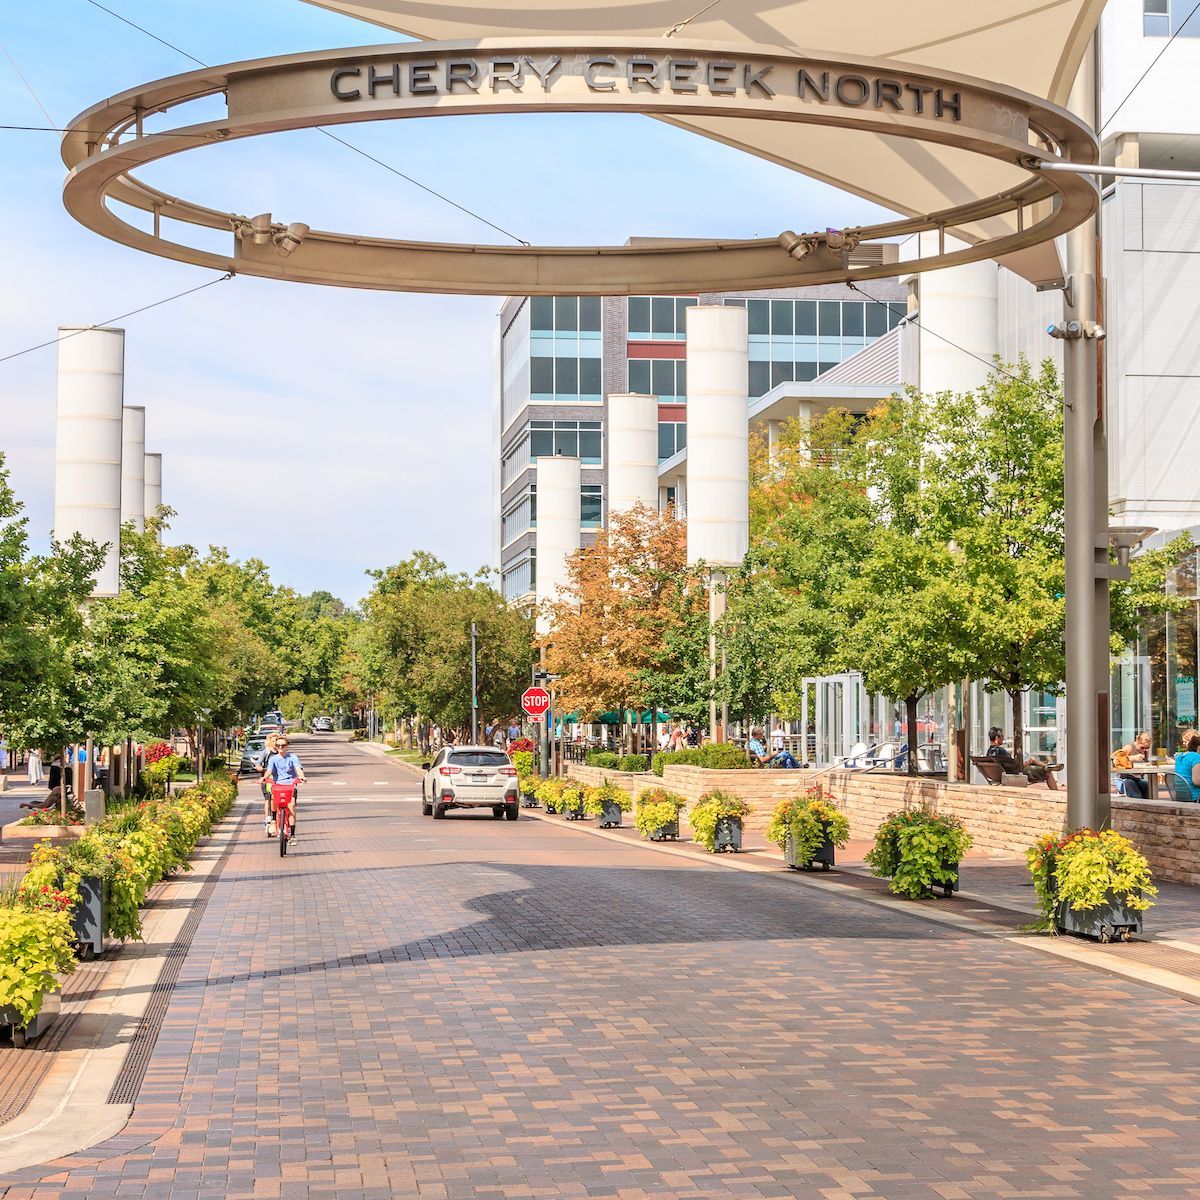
61, 38, 1098, 294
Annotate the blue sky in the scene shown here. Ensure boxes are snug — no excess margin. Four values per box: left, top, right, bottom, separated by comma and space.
0, 0, 895, 602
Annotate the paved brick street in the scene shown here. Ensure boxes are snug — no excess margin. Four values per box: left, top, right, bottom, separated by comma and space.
4, 736, 1200, 1199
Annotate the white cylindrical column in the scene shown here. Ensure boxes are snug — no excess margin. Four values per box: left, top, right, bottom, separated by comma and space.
535, 455, 581, 635
55, 327, 125, 597
606, 392, 659, 517
120, 405, 146, 532
685, 305, 749, 568
143, 452, 163, 527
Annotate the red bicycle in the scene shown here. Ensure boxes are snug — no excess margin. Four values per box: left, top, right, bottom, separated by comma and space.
271, 782, 297, 856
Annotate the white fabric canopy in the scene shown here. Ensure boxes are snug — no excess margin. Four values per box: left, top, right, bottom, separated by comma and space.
303, 0, 1106, 281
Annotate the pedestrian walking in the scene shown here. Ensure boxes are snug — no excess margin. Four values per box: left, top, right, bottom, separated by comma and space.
26, 747, 43, 785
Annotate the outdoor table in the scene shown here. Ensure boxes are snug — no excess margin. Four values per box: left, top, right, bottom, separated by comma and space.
1117, 761, 1177, 800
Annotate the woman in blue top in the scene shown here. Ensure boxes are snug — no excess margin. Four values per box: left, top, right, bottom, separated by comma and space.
1174, 733, 1200, 802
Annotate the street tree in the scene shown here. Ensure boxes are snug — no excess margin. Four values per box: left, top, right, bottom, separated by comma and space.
545, 504, 691, 743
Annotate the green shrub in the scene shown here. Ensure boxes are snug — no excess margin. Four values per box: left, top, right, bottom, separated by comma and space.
866, 809, 973, 899
141, 753, 189, 797
0, 908, 77, 1023
652, 744, 751, 775
617, 754, 649, 773
699, 744, 752, 769
689, 789, 752, 853
634, 787, 687, 839
652, 749, 698, 775
585, 751, 620, 769
765, 789, 850, 862
512, 750, 535, 777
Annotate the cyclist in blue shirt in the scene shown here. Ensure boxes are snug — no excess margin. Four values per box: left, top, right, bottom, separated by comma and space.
264, 737, 306, 840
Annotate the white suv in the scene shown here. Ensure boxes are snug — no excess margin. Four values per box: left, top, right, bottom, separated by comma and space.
421, 746, 519, 820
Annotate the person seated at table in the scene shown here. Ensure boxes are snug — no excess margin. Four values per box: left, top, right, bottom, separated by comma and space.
747, 726, 798, 769
1113, 730, 1152, 798
985, 727, 1020, 775
1174, 733, 1200, 802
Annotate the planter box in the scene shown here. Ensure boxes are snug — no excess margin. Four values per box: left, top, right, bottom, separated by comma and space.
648, 817, 679, 841
72, 875, 105, 958
564, 803, 587, 821
520, 791, 540, 809
0, 989, 61, 1048
785, 833, 836, 872
598, 800, 623, 828
931, 861, 960, 897
1056, 893, 1143, 942
714, 816, 743, 853
1, 820, 84, 843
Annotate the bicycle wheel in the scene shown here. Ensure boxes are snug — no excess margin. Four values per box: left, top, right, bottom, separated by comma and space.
279, 816, 289, 856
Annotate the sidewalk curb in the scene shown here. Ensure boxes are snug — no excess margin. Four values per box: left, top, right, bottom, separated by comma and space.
346, 740, 423, 777
0, 791, 251, 1173
523, 808, 1200, 1007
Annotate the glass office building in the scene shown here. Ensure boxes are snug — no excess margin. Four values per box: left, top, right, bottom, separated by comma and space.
495, 282, 907, 603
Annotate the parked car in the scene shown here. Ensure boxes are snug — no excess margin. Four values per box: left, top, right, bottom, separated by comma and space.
421, 746, 519, 820
310, 715, 334, 733
238, 736, 268, 775
256, 723, 284, 738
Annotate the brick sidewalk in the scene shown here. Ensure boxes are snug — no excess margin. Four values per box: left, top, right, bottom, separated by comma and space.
6, 744, 1200, 1198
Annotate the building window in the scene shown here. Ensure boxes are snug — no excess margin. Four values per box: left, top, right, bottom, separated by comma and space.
658, 421, 687, 461
628, 357, 686, 399
531, 296, 602, 335
501, 487, 536, 546
727, 296, 904, 397
502, 549, 536, 601
501, 433, 532, 488
581, 485, 603, 527
628, 295, 697, 340
1144, 0, 1200, 35
528, 421, 602, 463
530, 296, 602, 401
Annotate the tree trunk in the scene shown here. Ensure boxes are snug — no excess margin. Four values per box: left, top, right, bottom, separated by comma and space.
905, 696, 919, 776
1009, 687, 1025, 767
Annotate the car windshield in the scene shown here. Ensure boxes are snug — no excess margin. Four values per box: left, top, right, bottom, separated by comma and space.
449, 752, 509, 768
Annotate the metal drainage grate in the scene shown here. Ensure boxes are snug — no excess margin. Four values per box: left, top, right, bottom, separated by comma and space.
107, 804, 250, 1105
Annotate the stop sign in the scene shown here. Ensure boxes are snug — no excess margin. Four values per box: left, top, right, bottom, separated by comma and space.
521, 686, 551, 720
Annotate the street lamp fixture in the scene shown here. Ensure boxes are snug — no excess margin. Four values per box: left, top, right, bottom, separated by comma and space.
1108, 525, 1157, 571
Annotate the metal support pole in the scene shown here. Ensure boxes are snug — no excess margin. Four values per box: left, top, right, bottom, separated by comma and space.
1063, 34, 1110, 831
470, 621, 479, 745
708, 570, 727, 743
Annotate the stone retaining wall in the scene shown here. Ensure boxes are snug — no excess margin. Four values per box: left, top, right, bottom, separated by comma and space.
569, 763, 1200, 885
565, 763, 658, 792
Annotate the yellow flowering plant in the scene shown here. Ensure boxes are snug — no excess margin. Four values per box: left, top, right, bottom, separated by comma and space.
765, 788, 851, 864
634, 787, 687, 840
690, 790, 752, 853
1026, 828, 1156, 932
